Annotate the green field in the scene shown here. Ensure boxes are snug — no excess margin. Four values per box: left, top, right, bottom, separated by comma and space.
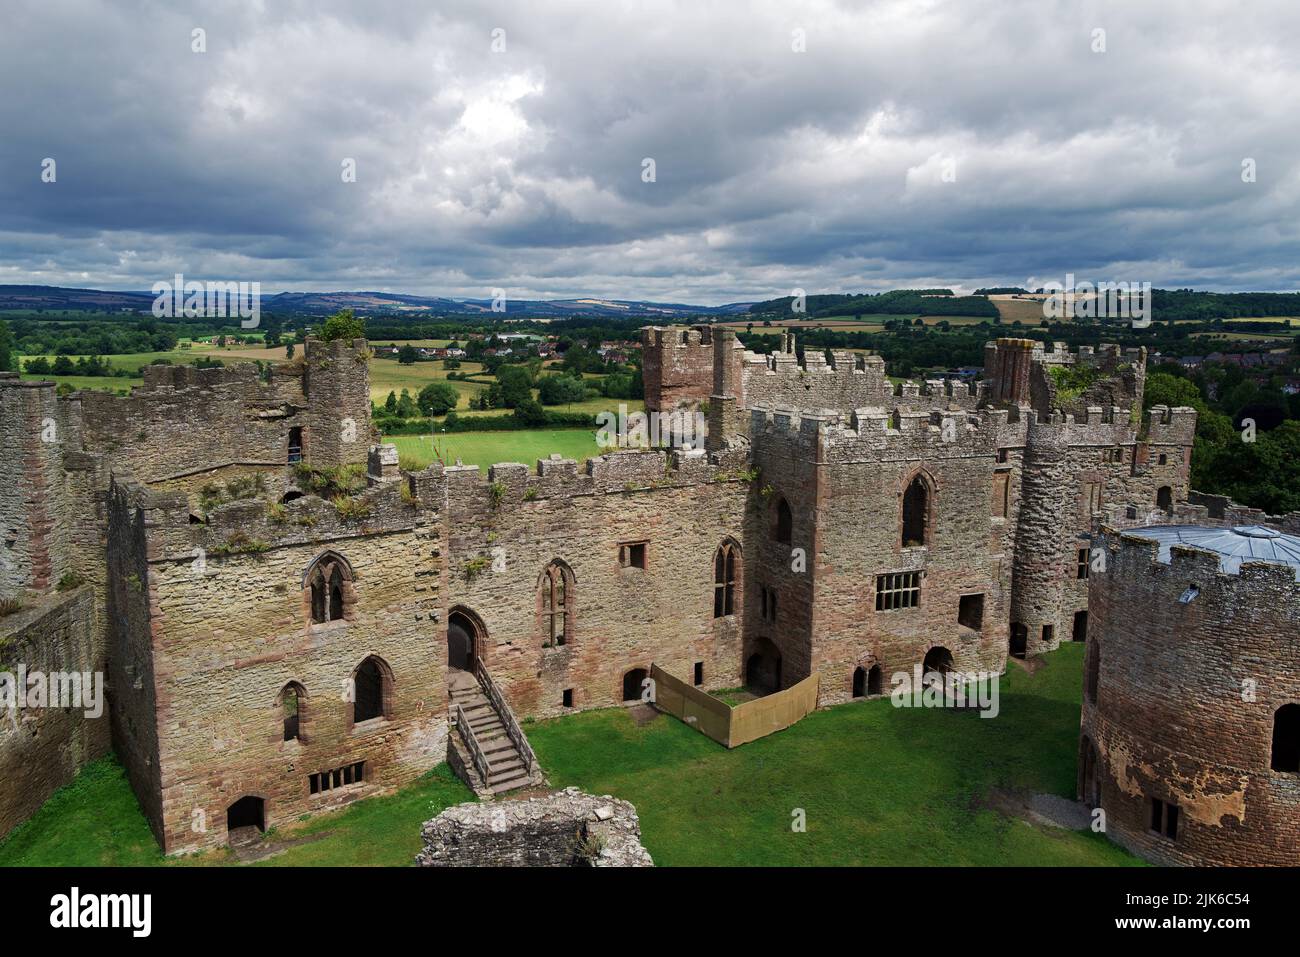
385, 429, 604, 471
0, 643, 1136, 867
529, 642, 1137, 866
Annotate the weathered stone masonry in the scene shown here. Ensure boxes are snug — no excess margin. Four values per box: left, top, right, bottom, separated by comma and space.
2, 327, 1211, 856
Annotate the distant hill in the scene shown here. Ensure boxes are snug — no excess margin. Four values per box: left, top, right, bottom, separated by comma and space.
0, 285, 754, 318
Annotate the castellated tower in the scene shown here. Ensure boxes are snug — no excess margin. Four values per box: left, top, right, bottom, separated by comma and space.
641, 325, 717, 413
1081, 524, 1300, 865
302, 337, 377, 469
0, 373, 70, 597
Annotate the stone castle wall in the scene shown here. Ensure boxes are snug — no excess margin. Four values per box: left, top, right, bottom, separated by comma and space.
0, 376, 72, 597
1081, 530, 1300, 865
105, 470, 448, 854
0, 587, 109, 840
441, 448, 750, 717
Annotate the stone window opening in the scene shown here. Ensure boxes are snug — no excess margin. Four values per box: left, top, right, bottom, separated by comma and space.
854, 664, 883, 698
351, 656, 392, 725
540, 561, 574, 647
280, 682, 306, 743
618, 541, 648, 570
309, 761, 364, 794
773, 497, 793, 545
1042, 623, 1054, 646
901, 473, 932, 548
305, 552, 354, 627
1077, 547, 1090, 579
562, 688, 574, 708
1156, 485, 1173, 512
287, 426, 304, 464
875, 571, 921, 611
1148, 797, 1179, 840
713, 541, 739, 618
1158, 453, 1168, 465
760, 585, 778, 622
693, 662, 704, 686
958, 594, 984, 631
1270, 704, 1300, 772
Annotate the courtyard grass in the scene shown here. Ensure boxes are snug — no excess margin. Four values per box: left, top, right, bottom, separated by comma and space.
385, 429, 604, 472
527, 643, 1139, 867
0, 761, 473, 867
0, 644, 1138, 867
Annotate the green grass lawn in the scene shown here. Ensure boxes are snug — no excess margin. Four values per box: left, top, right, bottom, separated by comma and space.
0, 644, 1134, 867
527, 643, 1138, 866
0, 761, 473, 867
385, 429, 604, 471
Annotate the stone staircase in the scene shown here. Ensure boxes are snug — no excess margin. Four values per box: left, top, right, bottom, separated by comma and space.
449, 669, 544, 796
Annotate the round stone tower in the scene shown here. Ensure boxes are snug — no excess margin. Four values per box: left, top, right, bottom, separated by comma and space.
1081, 523, 1300, 865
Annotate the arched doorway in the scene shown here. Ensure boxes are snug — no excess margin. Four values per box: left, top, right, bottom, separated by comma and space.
852, 666, 867, 699
226, 795, 265, 844
622, 667, 648, 702
1073, 610, 1088, 642
745, 637, 782, 695
1156, 486, 1173, 512
447, 608, 484, 674
922, 646, 953, 681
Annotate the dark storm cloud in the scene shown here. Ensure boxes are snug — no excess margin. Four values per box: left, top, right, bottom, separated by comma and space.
0, 0, 1297, 302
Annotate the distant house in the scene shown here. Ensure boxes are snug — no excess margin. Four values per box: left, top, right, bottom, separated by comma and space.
1178, 356, 1203, 370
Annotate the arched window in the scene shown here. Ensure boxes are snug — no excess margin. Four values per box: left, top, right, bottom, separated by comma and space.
305, 552, 353, 626
539, 562, 573, 647
902, 473, 931, 547
1271, 704, 1300, 772
773, 497, 793, 545
280, 682, 306, 742
352, 656, 391, 724
713, 541, 739, 618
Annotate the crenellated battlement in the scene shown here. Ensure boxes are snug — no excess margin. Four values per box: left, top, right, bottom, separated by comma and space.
440, 443, 750, 514
1102, 523, 1300, 591
747, 403, 1000, 462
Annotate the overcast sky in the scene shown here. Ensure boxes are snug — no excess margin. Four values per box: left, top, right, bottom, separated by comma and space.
1, 0, 1297, 304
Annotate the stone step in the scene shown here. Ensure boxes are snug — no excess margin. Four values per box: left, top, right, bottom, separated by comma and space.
489, 753, 524, 773
488, 772, 532, 794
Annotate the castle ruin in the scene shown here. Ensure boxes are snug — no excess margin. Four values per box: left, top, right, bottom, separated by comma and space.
1, 328, 1211, 856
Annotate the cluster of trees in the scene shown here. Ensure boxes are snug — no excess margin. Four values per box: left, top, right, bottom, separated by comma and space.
376, 382, 460, 423
1150, 290, 1300, 323
747, 289, 998, 319
1145, 360, 1300, 514
6, 317, 180, 356
23, 354, 130, 377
